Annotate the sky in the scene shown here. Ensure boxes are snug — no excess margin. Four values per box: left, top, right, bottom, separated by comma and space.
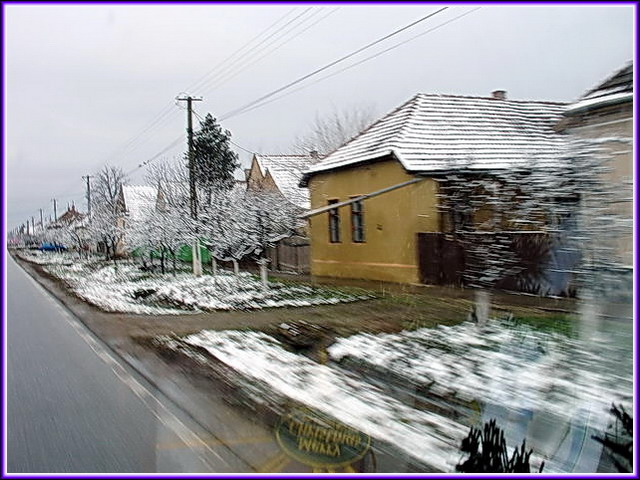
4, 3, 635, 230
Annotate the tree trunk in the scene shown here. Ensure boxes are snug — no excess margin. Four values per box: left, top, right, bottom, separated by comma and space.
232, 259, 239, 276
211, 256, 217, 276
111, 240, 118, 271
258, 258, 269, 289
160, 249, 166, 274
192, 239, 202, 276
474, 289, 490, 325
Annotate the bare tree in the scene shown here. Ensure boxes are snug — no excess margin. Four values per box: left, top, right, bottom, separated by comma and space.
293, 103, 377, 155
93, 165, 127, 211
88, 165, 127, 263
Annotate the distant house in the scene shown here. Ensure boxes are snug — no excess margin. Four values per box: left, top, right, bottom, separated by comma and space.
556, 62, 633, 270
301, 92, 568, 290
115, 185, 158, 255
53, 204, 84, 227
246, 153, 319, 209
48, 204, 89, 250
245, 153, 320, 273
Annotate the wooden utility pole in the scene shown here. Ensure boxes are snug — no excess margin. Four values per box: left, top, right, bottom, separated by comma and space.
82, 175, 93, 217
176, 95, 202, 220
176, 94, 203, 275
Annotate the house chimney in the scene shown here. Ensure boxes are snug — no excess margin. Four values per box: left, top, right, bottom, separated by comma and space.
309, 150, 319, 161
492, 90, 507, 100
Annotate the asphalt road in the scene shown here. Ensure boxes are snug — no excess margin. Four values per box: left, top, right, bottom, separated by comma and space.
6, 255, 250, 473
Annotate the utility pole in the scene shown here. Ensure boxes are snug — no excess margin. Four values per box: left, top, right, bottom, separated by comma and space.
176, 95, 202, 219
52, 198, 58, 222
176, 94, 203, 275
82, 175, 93, 217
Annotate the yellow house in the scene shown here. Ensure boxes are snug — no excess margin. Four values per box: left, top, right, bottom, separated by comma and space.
300, 92, 567, 286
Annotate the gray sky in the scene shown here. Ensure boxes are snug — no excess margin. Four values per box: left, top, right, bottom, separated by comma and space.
4, 3, 634, 229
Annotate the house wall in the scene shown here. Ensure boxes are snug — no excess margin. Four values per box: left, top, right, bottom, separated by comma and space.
564, 102, 633, 267
308, 158, 440, 283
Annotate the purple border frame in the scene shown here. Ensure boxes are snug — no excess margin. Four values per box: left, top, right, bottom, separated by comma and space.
1, 1, 637, 478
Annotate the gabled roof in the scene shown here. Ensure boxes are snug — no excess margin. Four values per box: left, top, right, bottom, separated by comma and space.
302, 93, 567, 182
121, 185, 158, 222
564, 62, 633, 116
53, 206, 85, 228
56, 206, 83, 226
254, 154, 315, 209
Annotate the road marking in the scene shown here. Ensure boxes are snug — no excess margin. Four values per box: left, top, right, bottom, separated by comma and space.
19, 267, 234, 471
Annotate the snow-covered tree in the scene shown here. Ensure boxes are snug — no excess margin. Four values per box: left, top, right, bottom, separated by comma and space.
437, 137, 628, 304
93, 165, 127, 212
88, 201, 123, 264
142, 159, 195, 273
88, 165, 127, 263
142, 155, 301, 282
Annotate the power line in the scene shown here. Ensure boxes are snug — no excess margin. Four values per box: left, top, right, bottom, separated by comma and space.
111, 8, 321, 176
132, 8, 459, 177
229, 140, 256, 155
219, 7, 449, 121
193, 108, 256, 155
196, 8, 337, 95
80, 8, 304, 180
190, 7, 315, 94
43, 8, 307, 209
125, 135, 185, 176
232, 7, 482, 118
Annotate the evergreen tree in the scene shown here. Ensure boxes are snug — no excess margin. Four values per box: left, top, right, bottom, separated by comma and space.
192, 114, 239, 192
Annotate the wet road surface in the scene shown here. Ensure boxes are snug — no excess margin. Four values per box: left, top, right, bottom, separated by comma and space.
6, 255, 251, 473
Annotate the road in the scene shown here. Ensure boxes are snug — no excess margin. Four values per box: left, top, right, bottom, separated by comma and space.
5, 254, 251, 473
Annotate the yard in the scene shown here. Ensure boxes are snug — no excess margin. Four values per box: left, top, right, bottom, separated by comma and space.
13, 250, 372, 314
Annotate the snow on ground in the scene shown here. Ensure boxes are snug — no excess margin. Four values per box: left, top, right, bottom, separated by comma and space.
184, 329, 468, 471
14, 249, 80, 265
16, 251, 369, 314
181, 318, 631, 472
328, 320, 632, 425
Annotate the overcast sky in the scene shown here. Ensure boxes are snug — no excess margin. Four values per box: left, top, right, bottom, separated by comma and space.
4, 3, 635, 229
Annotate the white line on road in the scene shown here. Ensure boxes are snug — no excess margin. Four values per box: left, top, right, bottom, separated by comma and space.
19, 265, 232, 471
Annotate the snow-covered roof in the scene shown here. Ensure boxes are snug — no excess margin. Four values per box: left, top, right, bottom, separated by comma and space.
254, 154, 315, 209
55, 206, 84, 226
564, 62, 633, 116
302, 93, 567, 181
121, 185, 157, 222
